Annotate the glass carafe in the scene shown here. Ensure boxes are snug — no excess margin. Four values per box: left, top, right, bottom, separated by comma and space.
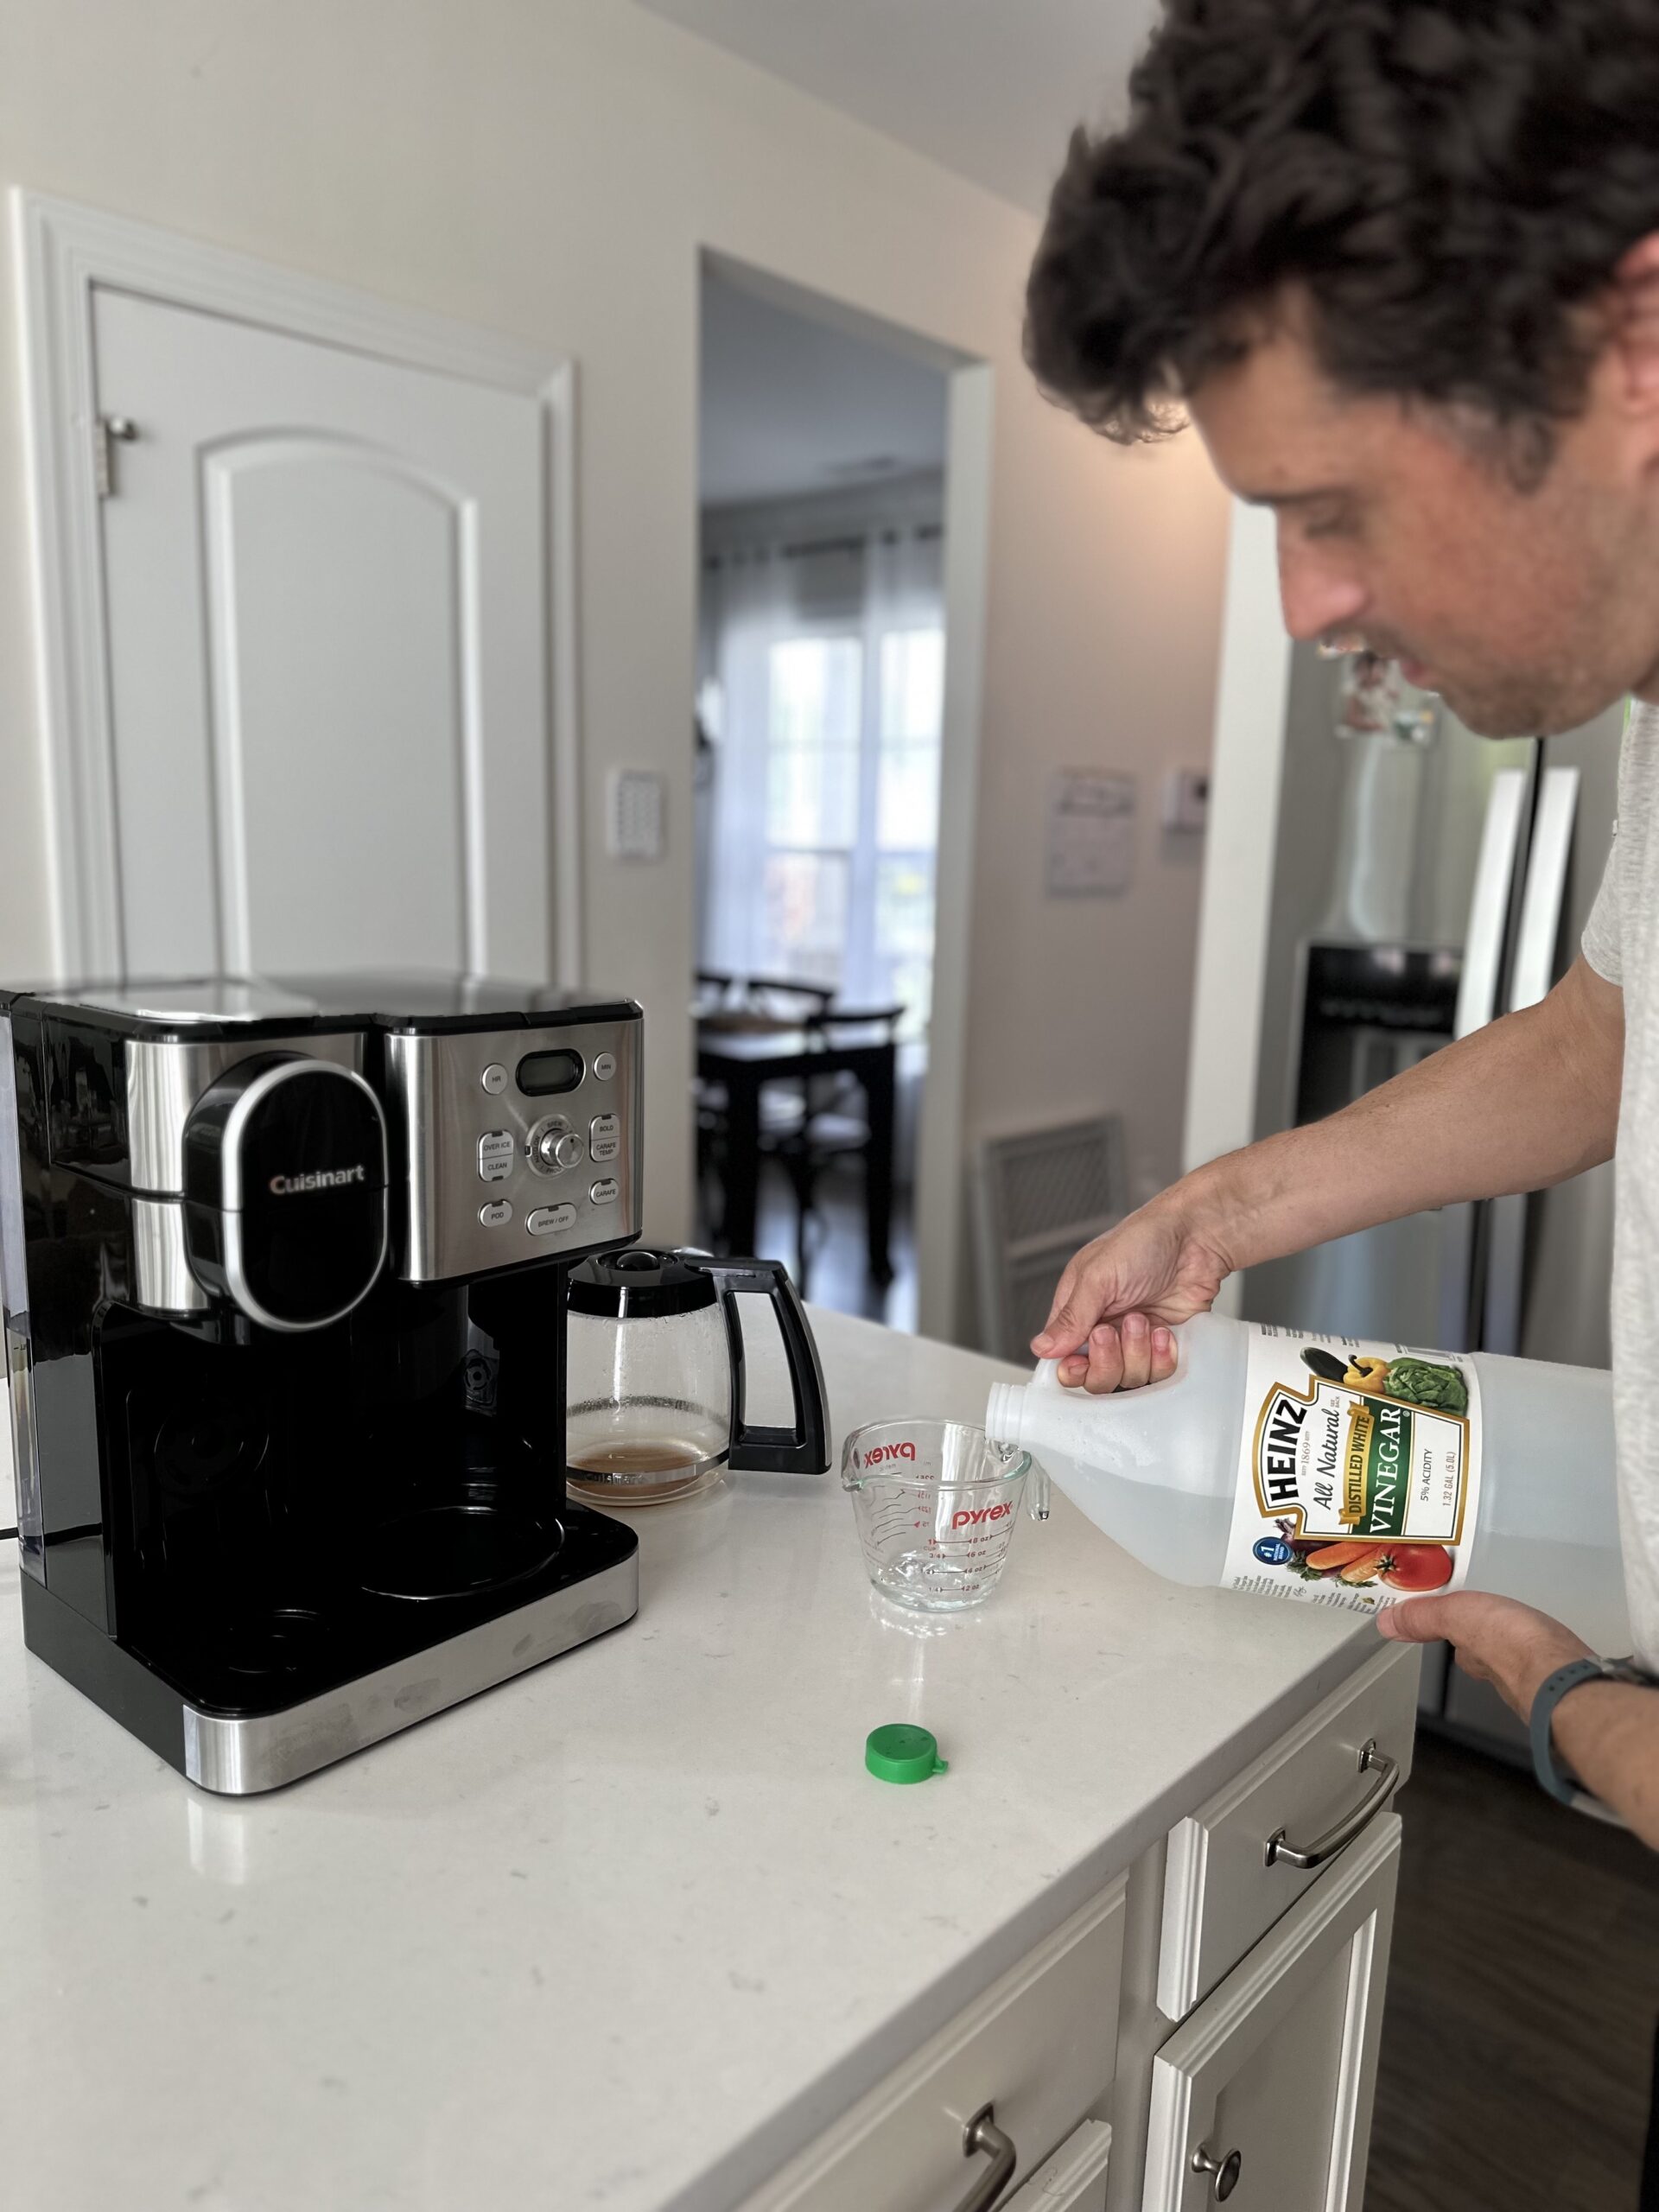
565, 1249, 829, 1506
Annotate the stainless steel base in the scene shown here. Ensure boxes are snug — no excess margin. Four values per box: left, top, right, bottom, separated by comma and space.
21, 1546, 639, 1795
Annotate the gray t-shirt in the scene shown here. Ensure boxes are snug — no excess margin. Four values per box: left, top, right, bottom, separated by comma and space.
1582, 700, 1659, 1668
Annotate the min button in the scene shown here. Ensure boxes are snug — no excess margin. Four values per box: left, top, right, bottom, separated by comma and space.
592, 1052, 617, 1081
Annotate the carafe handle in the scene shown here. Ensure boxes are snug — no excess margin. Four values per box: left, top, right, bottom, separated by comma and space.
687, 1256, 830, 1475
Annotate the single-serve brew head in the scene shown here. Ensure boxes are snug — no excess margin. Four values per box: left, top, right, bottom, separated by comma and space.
181, 1053, 389, 1331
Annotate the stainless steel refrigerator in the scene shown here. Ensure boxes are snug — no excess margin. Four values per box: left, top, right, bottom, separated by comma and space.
1238, 645, 1624, 1755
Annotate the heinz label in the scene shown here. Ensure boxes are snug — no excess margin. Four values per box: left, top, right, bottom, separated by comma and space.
1224, 1325, 1481, 1611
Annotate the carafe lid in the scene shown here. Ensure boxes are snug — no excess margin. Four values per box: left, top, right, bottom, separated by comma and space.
568, 1247, 718, 1318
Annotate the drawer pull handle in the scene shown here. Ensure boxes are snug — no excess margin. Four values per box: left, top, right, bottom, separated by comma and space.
1265, 1738, 1398, 1871
1192, 2142, 1243, 2200
952, 2104, 1017, 2212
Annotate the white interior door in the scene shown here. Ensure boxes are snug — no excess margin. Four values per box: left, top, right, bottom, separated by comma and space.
92, 285, 550, 980
1142, 1817, 1401, 2212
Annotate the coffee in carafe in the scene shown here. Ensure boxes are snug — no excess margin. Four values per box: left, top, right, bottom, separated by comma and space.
564, 1249, 829, 1504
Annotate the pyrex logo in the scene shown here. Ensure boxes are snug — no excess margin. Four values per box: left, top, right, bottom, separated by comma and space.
268, 1165, 367, 1195
860, 1441, 917, 1466
950, 1503, 1012, 1531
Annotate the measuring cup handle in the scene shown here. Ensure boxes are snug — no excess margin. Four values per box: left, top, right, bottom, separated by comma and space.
1027, 1459, 1050, 1522
686, 1256, 830, 1475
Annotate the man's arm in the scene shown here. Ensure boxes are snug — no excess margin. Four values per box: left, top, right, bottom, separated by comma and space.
1379, 1595, 1659, 1849
1036, 954, 1624, 1391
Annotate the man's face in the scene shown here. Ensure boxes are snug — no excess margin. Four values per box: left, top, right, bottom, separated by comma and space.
1187, 307, 1659, 735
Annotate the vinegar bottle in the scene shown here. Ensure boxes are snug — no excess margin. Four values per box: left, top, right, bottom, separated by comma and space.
983, 1311, 1630, 1653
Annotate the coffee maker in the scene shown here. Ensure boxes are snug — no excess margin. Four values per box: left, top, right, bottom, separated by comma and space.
1, 974, 645, 1792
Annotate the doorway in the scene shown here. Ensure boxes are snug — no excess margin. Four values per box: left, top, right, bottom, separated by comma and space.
691, 256, 982, 1331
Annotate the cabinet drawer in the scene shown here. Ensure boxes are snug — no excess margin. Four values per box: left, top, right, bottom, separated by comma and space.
1158, 1646, 1416, 2019
745, 1878, 1125, 2212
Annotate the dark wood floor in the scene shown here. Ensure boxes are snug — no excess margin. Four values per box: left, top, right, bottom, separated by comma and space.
696, 1158, 918, 1330
1370, 1731, 1659, 2212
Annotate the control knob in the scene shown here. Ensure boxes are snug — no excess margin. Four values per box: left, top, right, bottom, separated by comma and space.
526, 1116, 584, 1174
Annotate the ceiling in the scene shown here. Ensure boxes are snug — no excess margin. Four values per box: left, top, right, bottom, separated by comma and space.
700, 266, 947, 507
634, 0, 1160, 213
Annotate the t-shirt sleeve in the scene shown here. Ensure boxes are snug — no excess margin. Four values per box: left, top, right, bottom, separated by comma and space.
1583, 825, 1623, 983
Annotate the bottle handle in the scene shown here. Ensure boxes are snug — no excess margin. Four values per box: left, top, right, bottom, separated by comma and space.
685, 1256, 830, 1475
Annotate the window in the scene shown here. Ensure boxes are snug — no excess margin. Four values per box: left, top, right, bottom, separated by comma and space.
701, 524, 945, 1041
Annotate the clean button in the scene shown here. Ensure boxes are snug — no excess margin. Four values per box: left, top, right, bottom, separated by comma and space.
479, 1199, 512, 1227
478, 1128, 515, 1182
589, 1178, 620, 1206
527, 1204, 577, 1236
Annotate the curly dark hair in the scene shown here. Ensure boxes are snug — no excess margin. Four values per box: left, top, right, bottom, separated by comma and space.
1026, 0, 1659, 466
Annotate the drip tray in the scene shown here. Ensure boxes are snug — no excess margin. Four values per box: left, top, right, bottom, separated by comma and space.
359, 1489, 564, 1602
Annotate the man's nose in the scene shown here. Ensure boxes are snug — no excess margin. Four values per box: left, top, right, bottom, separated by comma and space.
1277, 538, 1368, 644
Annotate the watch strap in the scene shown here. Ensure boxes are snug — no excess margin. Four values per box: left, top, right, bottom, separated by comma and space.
1530, 1657, 1619, 1805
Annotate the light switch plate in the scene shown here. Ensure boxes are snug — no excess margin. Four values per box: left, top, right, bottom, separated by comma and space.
607, 769, 665, 861
1162, 767, 1210, 834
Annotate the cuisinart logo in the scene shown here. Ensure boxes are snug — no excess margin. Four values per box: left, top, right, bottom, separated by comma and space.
268, 1165, 368, 1195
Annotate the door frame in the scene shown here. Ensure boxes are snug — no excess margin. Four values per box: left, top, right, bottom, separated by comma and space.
13, 188, 584, 987
695, 250, 993, 1338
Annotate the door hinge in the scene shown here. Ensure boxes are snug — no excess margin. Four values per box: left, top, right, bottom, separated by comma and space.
93, 414, 137, 498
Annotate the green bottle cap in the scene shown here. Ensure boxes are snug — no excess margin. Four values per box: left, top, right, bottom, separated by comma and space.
865, 1724, 949, 1784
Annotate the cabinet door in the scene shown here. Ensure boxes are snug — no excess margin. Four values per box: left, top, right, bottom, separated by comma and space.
1143, 1815, 1399, 2212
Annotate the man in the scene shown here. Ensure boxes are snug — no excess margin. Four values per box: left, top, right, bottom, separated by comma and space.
1022, 0, 1659, 1855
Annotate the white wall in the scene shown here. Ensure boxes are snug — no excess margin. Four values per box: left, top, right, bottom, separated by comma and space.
0, 0, 1230, 1294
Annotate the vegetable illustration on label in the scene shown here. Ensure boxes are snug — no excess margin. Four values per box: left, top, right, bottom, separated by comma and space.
1225, 1328, 1482, 1611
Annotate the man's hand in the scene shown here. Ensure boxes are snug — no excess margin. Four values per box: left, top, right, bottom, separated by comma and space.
1030, 1197, 1230, 1393
1376, 1592, 1591, 1719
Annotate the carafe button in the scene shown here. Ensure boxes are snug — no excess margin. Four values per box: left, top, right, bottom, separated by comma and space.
478, 1128, 514, 1182
480, 1063, 508, 1095
589, 1178, 620, 1205
479, 1199, 512, 1227
592, 1052, 617, 1081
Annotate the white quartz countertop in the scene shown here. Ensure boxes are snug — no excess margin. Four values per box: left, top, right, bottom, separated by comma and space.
2, 1309, 1379, 2212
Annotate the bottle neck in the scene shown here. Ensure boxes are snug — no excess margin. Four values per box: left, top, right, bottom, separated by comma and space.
984, 1378, 1026, 1450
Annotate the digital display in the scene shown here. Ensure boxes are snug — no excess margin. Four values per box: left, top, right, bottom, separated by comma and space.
517, 1048, 585, 1096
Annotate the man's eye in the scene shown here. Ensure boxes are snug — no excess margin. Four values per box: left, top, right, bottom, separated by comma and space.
1303, 510, 1357, 542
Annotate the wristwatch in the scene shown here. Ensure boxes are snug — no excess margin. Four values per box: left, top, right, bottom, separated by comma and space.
1530, 1656, 1656, 1806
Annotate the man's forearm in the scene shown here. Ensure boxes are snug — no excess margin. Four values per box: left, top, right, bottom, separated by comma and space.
1554, 1681, 1659, 1849
1182, 955, 1623, 1275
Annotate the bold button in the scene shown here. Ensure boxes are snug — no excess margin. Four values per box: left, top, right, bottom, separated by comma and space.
589, 1178, 620, 1205
592, 1052, 617, 1081
480, 1063, 508, 1095
479, 1199, 512, 1227
527, 1204, 577, 1236
589, 1113, 621, 1164
478, 1128, 514, 1183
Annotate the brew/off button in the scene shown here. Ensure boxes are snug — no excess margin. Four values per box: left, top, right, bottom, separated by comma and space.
479, 1199, 512, 1227
592, 1052, 617, 1081
478, 1129, 514, 1183
589, 1178, 620, 1206
590, 1113, 621, 1163
527, 1204, 577, 1236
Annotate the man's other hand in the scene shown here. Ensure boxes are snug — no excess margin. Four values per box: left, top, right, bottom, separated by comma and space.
1030, 1195, 1232, 1392
1377, 1591, 1592, 1720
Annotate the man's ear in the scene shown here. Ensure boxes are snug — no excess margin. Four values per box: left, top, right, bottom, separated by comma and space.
1609, 233, 1659, 405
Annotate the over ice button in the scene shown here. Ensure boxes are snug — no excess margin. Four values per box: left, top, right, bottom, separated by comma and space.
477, 1129, 514, 1183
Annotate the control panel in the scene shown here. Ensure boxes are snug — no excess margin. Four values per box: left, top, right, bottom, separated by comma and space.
385, 1015, 643, 1281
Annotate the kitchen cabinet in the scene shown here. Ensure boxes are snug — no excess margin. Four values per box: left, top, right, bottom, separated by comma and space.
1143, 1816, 1400, 2211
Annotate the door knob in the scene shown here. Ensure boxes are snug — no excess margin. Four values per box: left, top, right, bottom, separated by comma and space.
1192, 2142, 1243, 2200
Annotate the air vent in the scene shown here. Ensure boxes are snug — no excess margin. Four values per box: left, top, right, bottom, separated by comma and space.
973, 1116, 1128, 1361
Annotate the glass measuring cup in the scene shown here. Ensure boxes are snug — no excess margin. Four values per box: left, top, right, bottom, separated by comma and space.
841, 1419, 1048, 1611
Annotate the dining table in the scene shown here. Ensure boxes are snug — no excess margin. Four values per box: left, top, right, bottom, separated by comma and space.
696, 1019, 897, 1282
